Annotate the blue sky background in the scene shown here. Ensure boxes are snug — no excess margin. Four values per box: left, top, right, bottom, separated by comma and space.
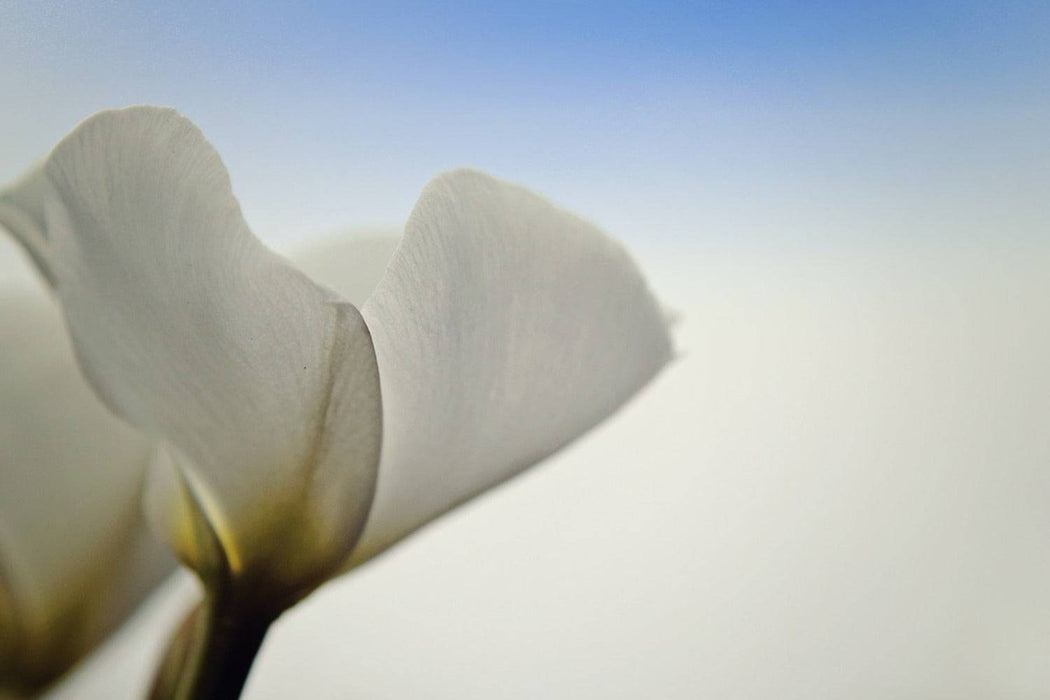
1, 2, 1048, 250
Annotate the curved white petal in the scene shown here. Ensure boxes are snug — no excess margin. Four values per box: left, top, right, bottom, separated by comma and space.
349, 170, 673, 565
0, 165, 51, 287
0, 248, 172, 690
0, 224, 47, 292
0, 108, 381, 596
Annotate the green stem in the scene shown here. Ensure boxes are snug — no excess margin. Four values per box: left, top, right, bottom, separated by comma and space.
149, 592, 276, 700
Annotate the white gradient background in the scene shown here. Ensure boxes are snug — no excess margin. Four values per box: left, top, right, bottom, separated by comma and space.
2, 2, 1048, 698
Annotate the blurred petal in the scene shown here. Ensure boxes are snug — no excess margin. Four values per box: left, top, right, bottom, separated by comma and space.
0, 108, 382, 598
0, 232, 45, 298
44, 572, 200, 700
0, 253, 172, 691
350, 170, 672, 564
292, 233, 400, 308
0, 165, 51, 287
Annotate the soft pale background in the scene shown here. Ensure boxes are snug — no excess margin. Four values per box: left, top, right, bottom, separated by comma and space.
1, 2, 1047, 698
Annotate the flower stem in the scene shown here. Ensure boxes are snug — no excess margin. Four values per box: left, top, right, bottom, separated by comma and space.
149, 591, 276, 700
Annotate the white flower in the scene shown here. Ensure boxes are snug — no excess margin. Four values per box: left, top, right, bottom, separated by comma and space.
0, 106, 672, 693
0, 237, 172, 692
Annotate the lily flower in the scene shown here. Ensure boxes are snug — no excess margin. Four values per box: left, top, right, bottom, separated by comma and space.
0, 106, 672, 698
0, 237, 173, 693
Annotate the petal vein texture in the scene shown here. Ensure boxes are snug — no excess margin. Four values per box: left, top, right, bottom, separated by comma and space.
351, 170, 672, 564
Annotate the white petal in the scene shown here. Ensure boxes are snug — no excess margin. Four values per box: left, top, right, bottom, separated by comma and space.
0, 225, 47, 291
0, 165, 51, 287
0, 108, 381, 593
349, 170, 672, 565
291, 231, 401, 308
0, 282, 172, 690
